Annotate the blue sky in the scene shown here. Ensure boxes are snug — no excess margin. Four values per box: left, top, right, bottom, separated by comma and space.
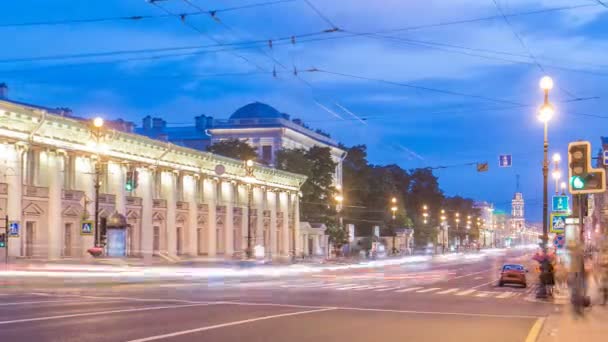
2, 0, 607, 220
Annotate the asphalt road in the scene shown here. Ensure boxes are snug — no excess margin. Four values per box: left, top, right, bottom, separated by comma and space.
0, 249, 554, 342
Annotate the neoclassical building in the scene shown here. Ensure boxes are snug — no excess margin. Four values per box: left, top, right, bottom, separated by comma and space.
0, 96, 307, 260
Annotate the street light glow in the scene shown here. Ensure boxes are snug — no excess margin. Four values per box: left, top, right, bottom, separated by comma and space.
538, 103, 554, 122
552, 170, 561, 180
539, 76, 554, 90
560, 182, 567, 191
93, 117, 104, 128
246, 159, 254, 167
552, 153, 561, 162
335, 195, 344, 203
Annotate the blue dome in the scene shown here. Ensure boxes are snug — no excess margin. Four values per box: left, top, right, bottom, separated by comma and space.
230, 102, 284, 119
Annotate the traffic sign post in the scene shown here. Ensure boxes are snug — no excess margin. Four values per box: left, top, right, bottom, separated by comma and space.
499, 154, 512, 167
553, 234, 565, 249
550, 213, 568, 234
552, 196, 569, 212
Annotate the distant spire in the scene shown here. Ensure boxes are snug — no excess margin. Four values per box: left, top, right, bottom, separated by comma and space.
516, 174, 520, 192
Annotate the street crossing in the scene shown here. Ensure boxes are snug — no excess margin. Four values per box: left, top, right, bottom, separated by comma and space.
269, 281, 524, 300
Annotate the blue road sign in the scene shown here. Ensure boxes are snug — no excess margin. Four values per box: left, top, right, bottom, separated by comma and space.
499, 154, 512, 167
604, 150, 608, 165
8, 221, 19, 236
552, 196, 569, 212
553, 234, 565, 249
550, 213, 568, 234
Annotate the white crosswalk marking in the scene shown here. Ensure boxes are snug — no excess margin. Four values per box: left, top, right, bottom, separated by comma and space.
416, 288, 441, 293
456, 289, 476, 296
374, 286, 402, 292
437, 288, 460, 295
395, 287, 423, 293
496, 292, 515, 299
336, 285, 369, 291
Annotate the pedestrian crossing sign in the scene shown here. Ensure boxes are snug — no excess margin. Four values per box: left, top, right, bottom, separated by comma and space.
550, 213, 567, 234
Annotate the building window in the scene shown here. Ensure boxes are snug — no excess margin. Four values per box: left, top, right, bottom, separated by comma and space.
262, 145, 272, 163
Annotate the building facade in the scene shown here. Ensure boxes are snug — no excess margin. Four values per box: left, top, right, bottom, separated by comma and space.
0, 98, 307, 260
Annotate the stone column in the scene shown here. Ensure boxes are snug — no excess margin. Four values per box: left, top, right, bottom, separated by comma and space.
238, 184, 248, 253
185, 175, 198, 257
268, 191, 277, 257
74, 156, 95, 257
293, 193, 301, 257
6, 143, 24, 257
47, 150, 64, 259
139, 167, 154, 261
223, 181, 234, 257
108, 162, 126, 215
204, 178, 217, 257
254, 187, 264, 248
279, 192, 289, 257
162, 171, 177, 257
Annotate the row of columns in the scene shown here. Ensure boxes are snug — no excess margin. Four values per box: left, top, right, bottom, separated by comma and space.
0, 143, 301, 259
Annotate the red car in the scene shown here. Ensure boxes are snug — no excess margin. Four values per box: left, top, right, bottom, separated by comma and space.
498, 264, 527, 287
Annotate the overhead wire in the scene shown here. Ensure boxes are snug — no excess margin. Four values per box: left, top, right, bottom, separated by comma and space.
303, 0, 339, 29
0, 0, 296, 28
490, 0, 579, 99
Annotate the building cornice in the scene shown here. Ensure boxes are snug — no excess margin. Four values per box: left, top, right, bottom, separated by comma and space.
0, 100, 307, 191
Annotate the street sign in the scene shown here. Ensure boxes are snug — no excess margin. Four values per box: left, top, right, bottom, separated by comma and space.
477, 162, 489, 172
81, 220, 94, 235
498, 154, 512, 167
604, 150, 608, 165
550, 213, 568, 234
552, 196, 569, 212
8, 221, 19, 237
553, 234, 565, 249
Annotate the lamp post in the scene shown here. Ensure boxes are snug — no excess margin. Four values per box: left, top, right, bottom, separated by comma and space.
538, 75, 554, 254
390, 197, 398, 255
91, 117, 104, 247
560, 181, 567, 196
244, 160, 255, 259
440, 209, 446, 254
552, 153, 561, 195
335, 192, 344, 257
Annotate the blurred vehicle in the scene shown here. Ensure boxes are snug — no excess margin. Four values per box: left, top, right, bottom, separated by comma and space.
498, 264, 527, 287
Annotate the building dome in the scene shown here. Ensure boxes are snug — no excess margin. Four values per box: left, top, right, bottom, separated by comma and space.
230, 102, 284, 120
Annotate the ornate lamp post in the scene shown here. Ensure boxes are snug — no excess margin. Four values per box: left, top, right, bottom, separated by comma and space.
244, 160, 255, 259
91, 117, 104, 248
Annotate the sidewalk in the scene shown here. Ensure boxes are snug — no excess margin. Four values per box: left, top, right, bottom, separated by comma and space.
538, 305, 608, 341
538, 274, 607, 341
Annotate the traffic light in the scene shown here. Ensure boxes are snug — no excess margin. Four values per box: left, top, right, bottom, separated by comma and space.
568, 141, 606, 194
0, 233, 5, 248
125, 170, 139, 191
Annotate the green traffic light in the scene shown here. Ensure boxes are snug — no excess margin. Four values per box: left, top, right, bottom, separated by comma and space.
0, 243, 5, 248
571, 176, 585, 190
125, 182, 133, 191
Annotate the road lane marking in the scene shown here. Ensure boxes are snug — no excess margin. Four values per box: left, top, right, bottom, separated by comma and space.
395, 287, 423, 293
474, 291, 492, 297
472, 279, 498, 289
416, 288, 441, 293
374, 286, 402, 292
336, 306, 540, 319
437, 288, 460, 294
456, 289, 476, 296
0, 303, 212, 325
336, 285, 369, 290
524, 317, 546, 342
451, 269, 494, 280
0, 299, 124, 307
496, 292, 515, 299
126, 307, 337, 342
318, 283, 355, 289
352, 285, 380, 291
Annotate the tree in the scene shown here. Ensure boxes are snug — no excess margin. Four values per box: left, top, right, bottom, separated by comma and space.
407, 168, 444, 247
326, 221, 348, 256
206, 139, 258, 161
276, 146, 337, 223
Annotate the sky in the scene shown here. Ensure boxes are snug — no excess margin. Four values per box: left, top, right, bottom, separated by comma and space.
1, 0, 607, 221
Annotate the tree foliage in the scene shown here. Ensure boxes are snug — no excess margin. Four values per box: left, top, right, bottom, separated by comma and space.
206, 138, 258, 161
276, 146, 337, 223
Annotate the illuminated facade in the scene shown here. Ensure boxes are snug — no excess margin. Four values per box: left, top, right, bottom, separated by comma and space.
0, 98, 306, 260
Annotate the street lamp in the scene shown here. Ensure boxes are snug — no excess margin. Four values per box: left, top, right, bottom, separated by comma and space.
244, 160, 255, 259
389, 197, 398, 254
538, 76, 554, 254
560, 181, 567, 195
91, 117, 104, 248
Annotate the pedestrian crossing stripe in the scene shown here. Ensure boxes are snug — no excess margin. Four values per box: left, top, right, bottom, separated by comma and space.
437, 288, 460, 294
395, 287, 423, 293
456, 289, 476, 296
270, 282, 521, 300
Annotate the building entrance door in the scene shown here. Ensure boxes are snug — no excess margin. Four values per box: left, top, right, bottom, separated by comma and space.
64, 223, 72, 257
153, 226, 160, 255
25, 222, 35, 257
176, 227, 182, 255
